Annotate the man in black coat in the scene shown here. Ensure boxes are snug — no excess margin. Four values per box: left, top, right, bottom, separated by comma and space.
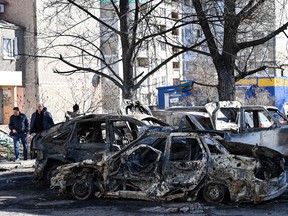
30, 103, 54, 134
8, 107, 29, 161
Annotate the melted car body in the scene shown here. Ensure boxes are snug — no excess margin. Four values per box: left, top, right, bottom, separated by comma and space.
31, 114, 149, 182
50, 131, 287, 203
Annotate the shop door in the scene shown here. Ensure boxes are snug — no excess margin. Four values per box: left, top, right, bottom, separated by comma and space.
3, 88, 13, 124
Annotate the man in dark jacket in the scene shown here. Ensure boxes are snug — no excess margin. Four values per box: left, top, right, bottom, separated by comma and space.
30, 103, 54, 134
9, 107, 29, 161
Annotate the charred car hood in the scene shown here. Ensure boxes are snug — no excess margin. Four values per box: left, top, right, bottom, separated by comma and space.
31, 123, 64, 147
221, 141, 283, 160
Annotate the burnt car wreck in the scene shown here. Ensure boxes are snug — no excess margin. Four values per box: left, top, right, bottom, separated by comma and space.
31, 114, 162, 183
50, 131, 287, 203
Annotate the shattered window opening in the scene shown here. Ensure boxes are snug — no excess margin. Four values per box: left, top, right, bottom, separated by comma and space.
219, 108, 238, 123
170, 137, 203, 161
111, 120, 139, 146
244, 110, 273, 129
204, 138, 223, 155
76, 121, 106, 144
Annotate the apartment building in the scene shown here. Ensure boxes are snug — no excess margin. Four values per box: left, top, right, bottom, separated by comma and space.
0, 0, 102, 123
0, 1, 25, 124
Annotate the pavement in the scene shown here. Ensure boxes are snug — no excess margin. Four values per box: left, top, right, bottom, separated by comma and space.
0, 159, 35, 172
0, 159, 35, 186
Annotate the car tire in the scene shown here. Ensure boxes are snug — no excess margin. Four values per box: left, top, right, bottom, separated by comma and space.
72, 180, 95, 200
203, 183, 227, 203
43, 162, 63, 186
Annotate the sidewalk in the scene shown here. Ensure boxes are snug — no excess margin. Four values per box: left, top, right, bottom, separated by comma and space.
0, 159, 35, 172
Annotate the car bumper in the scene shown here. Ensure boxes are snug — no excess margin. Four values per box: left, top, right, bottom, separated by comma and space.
253, 172, 287, 203
230, 172, 287, 203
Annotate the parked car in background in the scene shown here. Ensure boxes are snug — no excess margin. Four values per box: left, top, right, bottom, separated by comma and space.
204, 101, 288, 155
128, 114, 170, 126
153, 101, 288, 156
51, 130, 287, 203
266, 106, 288, 125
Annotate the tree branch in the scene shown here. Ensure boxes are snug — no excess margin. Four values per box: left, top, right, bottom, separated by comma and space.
235, 65, 267, 81
57, 54, 124, 89
192, 0, 221, 64
67, 0, 121, 34
135, 39, 207, 89
193, 81, 217, 88
237, 22, 288, 50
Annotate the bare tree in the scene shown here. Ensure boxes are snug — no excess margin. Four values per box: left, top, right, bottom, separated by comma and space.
36, 0, 202, 102
187, 0, 288, 101
60, 75, 118, 114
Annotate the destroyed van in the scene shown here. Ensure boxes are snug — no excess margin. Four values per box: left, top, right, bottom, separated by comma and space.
31, 114, 150, 183
50, 131, 287, 203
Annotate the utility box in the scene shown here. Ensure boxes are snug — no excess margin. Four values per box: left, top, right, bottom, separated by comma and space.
157, 81, 193, 109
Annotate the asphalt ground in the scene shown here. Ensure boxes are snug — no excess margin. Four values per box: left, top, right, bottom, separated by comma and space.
1, 160, 288, 215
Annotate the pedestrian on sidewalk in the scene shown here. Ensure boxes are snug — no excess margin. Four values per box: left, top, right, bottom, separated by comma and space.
30, 103, 54, 134
8, 107, 29, 161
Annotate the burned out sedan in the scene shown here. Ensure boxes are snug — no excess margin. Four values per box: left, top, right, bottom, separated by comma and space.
31, 114, 151, 183
50, 131, 287, 203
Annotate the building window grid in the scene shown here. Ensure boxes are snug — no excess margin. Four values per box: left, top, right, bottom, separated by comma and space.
2, 37, 18, 59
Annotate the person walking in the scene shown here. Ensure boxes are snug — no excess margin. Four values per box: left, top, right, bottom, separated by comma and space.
30, 103, 54, 134
9, 107, 29, 161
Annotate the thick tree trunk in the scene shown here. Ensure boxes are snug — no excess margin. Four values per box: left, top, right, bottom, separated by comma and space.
122, 62, 135, 100
119, 0, 135, 101
217, 67, 236, 101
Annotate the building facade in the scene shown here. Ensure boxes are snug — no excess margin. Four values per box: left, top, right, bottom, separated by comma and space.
0, 1, 25, 124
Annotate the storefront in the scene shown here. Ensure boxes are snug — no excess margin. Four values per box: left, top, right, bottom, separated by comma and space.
0, 71, 23, 124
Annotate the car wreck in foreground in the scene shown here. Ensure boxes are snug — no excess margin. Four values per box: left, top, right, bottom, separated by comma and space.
50, 131, 287, 204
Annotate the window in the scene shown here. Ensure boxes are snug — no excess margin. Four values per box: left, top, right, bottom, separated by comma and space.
173, 61, 180, 69
76, 121, 106, 144
160, 42, 166, 51
159, 25, 166, 32
172, 28, 179, 36
159, 8, 166, 17
170, 137, 203, 161
244, 110, 273, 129
137, 57, 149, 67
3, 37, 18, 59
111, 120, 139, 146
172, 47, 179, 53
171, 12, 179, 19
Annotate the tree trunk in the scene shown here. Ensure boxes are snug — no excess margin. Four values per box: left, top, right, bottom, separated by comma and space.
122, 62, 135, 100
217, 67, 236, 101
119, 0, 135, 101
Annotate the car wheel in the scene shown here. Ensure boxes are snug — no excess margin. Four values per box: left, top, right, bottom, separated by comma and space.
43, 163, 63, 186
72, 180, 95, 200
203, 183, 227, 203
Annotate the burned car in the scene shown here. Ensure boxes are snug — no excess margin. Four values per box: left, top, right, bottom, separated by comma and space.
204, 101, 288, 155
31, 114, 153, 183
266, 106, 288, 125
50, 131, 287, 203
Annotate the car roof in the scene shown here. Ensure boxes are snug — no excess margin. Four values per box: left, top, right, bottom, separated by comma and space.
64, 113, 146, 125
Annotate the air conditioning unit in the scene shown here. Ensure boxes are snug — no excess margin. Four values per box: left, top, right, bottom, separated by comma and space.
0, 4, 5, 13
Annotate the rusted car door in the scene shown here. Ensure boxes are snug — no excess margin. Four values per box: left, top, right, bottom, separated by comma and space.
163, 134, 208, 187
